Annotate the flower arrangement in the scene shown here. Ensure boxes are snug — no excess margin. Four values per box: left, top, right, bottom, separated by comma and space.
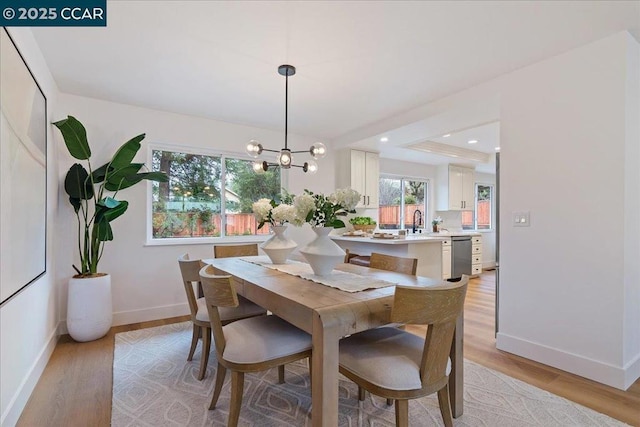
294, 188, 360, 228
252, 198, 299, 229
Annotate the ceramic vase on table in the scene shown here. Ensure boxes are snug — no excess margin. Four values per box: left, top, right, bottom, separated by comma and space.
261, 225, 297, 264
67, 274, 113, 342
299, 226, 346, 276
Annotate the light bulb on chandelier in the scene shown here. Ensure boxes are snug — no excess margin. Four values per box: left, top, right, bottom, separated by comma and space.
246, 65, 326, 173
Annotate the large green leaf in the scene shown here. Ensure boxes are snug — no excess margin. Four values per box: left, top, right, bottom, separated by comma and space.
109, 134, 145, 170
93, 217, 113, 242
91, 162, 114, 183
104, 164, 144, 191
64, 163, 93, 200
68, 196, 81, 213
137, 171, 169, 183
95, 199, 128, 223
104, 169, 168, 191
53, 116, 91, 160
104, 200, 128, 222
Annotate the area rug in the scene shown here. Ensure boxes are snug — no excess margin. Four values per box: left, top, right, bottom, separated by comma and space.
112, 322, 627, 426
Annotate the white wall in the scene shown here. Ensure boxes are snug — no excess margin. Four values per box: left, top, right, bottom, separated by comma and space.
0, 29, 60, 426
623, 32, 640, 388
332, 31, 639, 390
496, 32, 640, 390
55, 94, 335, 328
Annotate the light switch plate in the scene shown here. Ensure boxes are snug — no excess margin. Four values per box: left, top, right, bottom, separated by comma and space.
513, 211, 530, 227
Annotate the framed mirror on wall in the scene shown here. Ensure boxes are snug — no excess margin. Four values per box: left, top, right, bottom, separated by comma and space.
0, 28, 47, 307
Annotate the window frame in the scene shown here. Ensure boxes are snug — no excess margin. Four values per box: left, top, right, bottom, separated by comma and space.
145, 142, 283, 246
462, 182, 494, 232
378, 174, 430, 231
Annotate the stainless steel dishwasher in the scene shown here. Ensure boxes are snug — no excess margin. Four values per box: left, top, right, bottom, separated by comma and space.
451, 236, 472, 279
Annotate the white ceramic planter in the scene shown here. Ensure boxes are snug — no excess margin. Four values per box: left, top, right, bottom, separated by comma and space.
67, 274, 113, 342
299, 227, 346, 276
261, 225, 297, 264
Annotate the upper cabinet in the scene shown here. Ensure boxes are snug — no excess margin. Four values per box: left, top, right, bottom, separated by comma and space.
336, 149, 379, 208
437, 165, 475, 211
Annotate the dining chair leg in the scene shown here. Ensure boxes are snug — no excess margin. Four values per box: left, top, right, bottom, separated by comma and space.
198, 327, 211, 381
394, 399, 409, 427
278, 365, 285, 384
187, 324, 199, 361
386, 398, 393, 406
358, 386, 365, 401
308, 355, 312, 388
209, 363, 227, 410
437, 383, 454, 427
228, 371, 245, 427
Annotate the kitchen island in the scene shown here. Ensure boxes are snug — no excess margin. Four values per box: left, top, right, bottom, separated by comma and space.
331, 234, 447, 278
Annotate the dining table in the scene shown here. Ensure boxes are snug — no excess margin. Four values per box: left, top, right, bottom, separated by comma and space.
203, 256, 464, 427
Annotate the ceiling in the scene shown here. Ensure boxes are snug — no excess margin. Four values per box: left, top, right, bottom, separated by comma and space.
31, 1, 639, 172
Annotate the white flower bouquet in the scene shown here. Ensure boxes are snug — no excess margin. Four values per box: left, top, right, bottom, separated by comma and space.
294, 188, 360, 228
252, 198, 300, 229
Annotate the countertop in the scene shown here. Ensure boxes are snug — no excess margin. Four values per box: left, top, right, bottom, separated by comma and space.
419, 230, 482, 237
331, 234, 447, 245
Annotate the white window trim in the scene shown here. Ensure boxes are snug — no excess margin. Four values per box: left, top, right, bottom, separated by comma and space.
145, 142, 283, 246
464, 182, 494, 232
379, 174, 430, 231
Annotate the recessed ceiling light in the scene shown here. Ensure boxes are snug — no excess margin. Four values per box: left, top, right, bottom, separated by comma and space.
495, 147, 501, 151
442, 134, 451, 138
468, 139, 478, 144
380, 137, 388, 142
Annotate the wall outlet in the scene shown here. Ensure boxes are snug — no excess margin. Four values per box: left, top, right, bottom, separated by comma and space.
513, 211, 530, 227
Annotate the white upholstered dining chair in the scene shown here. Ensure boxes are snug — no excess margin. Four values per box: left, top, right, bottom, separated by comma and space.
212, 243, 289, 383
178, 253, 266, 380
199, 265, 312, 427
338, 277, 469, 427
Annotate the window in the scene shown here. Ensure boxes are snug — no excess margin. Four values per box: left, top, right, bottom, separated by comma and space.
151, 148, 280, 240
461, 184, 493, 230
378, 176, 428, 230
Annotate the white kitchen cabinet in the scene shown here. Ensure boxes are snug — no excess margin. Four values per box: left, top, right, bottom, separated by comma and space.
337, 149, 379, 208
442, 238, 452, 280
436, 165, 475, 211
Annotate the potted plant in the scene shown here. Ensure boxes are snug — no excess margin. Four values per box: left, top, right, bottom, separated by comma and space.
252, 197, 299, 264
294, 188, 360, 275
432, 216, 443, 232
54, 116, 168, 342
349, 216, 377, 233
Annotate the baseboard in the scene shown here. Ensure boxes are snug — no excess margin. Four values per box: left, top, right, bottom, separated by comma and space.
624, 352, 640, 389
1, 322, 60, 427
482, 261, 496, 270
496, 332, 634, 390
57, 303, 190, 336
112, 303, 189, 327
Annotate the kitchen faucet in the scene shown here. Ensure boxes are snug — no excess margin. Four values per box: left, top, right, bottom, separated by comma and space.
412, 209, 422, 234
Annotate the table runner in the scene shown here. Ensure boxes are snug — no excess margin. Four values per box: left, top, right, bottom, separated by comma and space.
241, 256, 397, 292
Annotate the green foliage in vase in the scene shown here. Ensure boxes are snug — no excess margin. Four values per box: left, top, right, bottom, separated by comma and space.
54, 116, 168, 276
349, 216, 377, 226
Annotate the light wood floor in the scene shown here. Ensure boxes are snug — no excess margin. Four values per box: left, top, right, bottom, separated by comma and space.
17, 271, 640, 426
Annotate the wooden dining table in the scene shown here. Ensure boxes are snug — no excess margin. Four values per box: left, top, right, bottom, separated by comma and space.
203, 256, 464, 427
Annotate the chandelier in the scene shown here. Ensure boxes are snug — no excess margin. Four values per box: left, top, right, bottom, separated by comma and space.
246, 64, 326, 174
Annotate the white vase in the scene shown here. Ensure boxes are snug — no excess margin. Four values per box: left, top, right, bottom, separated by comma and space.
67, 274, 113, 342
300, 227, 346, 276
261, 225, 297, 264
